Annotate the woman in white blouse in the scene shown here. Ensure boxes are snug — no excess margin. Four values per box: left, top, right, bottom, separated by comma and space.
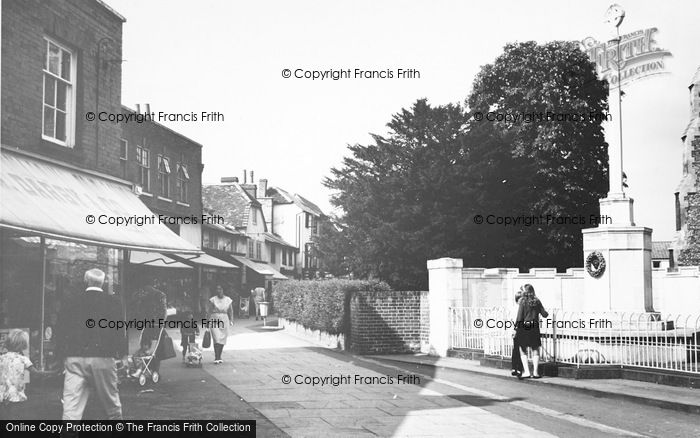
207, 285, 234, 364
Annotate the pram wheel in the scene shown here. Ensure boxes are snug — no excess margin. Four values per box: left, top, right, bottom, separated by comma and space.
152, 371, 160, 383
138, 374, 147, 386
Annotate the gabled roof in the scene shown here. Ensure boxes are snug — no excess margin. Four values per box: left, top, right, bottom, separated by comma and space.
651, 241, 672, 260
267, 186, 325, 217
294, 194, 325, 217
262, 232, 297, 249
267, 186, 295, 204
202, 183, 262, 230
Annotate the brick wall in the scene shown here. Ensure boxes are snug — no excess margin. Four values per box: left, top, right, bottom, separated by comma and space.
349, 290, 429, 354
1, 0, 124, 176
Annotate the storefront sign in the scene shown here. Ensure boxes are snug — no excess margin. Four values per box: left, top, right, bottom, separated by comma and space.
580, 27, 672, 86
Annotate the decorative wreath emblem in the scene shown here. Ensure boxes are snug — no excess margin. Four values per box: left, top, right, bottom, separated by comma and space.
585, 251, 606, 278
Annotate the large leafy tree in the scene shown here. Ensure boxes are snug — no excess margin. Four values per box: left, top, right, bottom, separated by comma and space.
323, 41, 609, 290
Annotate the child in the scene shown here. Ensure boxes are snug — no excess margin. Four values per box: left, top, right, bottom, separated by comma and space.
0, 329, 55, 419
180, 311, 199, 362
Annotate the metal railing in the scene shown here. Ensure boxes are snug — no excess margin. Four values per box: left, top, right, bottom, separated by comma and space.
449, 307, 700, 374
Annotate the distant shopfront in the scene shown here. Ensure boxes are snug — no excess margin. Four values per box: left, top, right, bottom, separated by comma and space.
0, 147, 200, 370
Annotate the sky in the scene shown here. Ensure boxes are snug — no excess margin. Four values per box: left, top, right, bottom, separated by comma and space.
107, 0, 700, 241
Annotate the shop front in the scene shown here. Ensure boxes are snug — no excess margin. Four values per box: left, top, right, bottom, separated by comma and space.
0, 147, 200, 370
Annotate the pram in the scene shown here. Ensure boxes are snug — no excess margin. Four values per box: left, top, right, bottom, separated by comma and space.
184, 342, 203, 367
123, 325, 166, 386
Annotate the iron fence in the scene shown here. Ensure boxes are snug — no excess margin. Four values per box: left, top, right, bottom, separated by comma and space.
449, 307, 700, 374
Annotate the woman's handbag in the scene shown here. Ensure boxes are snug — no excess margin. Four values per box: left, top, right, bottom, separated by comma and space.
158, 331, 177, 360
202, 329, 212, 349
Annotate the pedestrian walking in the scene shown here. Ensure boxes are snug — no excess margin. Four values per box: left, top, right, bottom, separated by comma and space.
56, 268, 127, 420
208, 285, 234, 364
513, 284, 548, 379
252, 287, 266, 321
180, 310, 199, 362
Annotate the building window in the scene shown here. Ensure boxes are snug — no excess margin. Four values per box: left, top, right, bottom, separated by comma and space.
176, 163, 189, 203
248, 241, 255, 258
136, 146, 150, 192
157, 155, 171, 198
256, 242, 262, 260
282, 249, 287, 265
43, 38, 75, 146
217, 237, 231, 252
652, 261, 661, 268
203, 230, 211, 248
270, 247, 276, 263
251, 209, 257, 225
119, 139, 128, 160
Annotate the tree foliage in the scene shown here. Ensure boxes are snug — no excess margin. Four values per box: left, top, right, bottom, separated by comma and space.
322, 41, 609, 290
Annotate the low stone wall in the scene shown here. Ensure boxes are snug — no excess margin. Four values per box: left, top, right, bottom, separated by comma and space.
349, 290, 429, 354
278, 317, 346, 349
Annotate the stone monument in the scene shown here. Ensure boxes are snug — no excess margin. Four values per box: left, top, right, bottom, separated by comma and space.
580, 5, 671, 312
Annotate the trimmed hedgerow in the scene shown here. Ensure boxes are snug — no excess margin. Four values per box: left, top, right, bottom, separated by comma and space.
273, 279, 391, 335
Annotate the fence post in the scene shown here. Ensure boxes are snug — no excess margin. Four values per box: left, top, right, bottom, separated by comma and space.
427, 258, 463, 357
552, 310, 557, 363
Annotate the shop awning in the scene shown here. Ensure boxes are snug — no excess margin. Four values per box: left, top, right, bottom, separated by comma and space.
129, 251, 192, 269
229, 255, 287, 280
0, 148, 200, 254
176, 252, 239, 269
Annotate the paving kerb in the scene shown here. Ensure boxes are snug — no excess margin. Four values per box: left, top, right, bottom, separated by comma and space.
273, 318, 700, 414
366, 354, 700, 415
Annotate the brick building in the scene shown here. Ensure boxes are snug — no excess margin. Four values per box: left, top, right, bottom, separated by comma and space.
119, 105, 203, 243
1, 0, 125, 175
0, 0, 200, 369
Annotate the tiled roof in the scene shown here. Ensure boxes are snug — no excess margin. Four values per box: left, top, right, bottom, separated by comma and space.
262, 232, 296, 248
294, 194, 325, 217
267, 186, 294, 204
651, 241, 672, 260
267, 186, 325, 216
202, 183, 258, 229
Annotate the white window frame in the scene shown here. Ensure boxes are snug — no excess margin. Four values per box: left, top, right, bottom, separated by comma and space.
42, 38, 77, 147
157, 155, 171, 198
176, 163, 189, 203
136, 146, 150, 192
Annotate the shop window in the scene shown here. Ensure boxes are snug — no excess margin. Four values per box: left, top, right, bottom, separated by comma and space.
136, 146, 150, 192
42, 38, 75, 146
157, 155, 171, 198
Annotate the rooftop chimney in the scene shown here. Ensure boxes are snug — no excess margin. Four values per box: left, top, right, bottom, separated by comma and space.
135, 104, 141, 113
221, 177, 239, 183
250, 170, 254, 183
258, 179, 268, 198
243, 169, 247, 184
145, 103, 151, 114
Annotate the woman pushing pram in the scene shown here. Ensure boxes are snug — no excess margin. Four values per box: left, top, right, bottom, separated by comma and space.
122, 279, 174, 386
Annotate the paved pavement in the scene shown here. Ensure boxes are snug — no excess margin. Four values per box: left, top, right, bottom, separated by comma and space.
197, 317, 700, 437
16, 317, 700, 437
204, 318, 556, 437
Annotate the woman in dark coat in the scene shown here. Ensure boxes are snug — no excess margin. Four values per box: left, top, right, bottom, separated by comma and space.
513, 284, 548, 379
510, 289, 524, 377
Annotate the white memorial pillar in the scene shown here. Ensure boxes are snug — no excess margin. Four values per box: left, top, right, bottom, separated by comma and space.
581, 9, 653, 312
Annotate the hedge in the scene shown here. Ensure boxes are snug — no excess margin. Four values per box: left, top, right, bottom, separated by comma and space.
273, 279, 391, 335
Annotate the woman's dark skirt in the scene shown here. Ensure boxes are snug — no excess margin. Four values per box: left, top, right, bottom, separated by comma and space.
515, 320, 542, 349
